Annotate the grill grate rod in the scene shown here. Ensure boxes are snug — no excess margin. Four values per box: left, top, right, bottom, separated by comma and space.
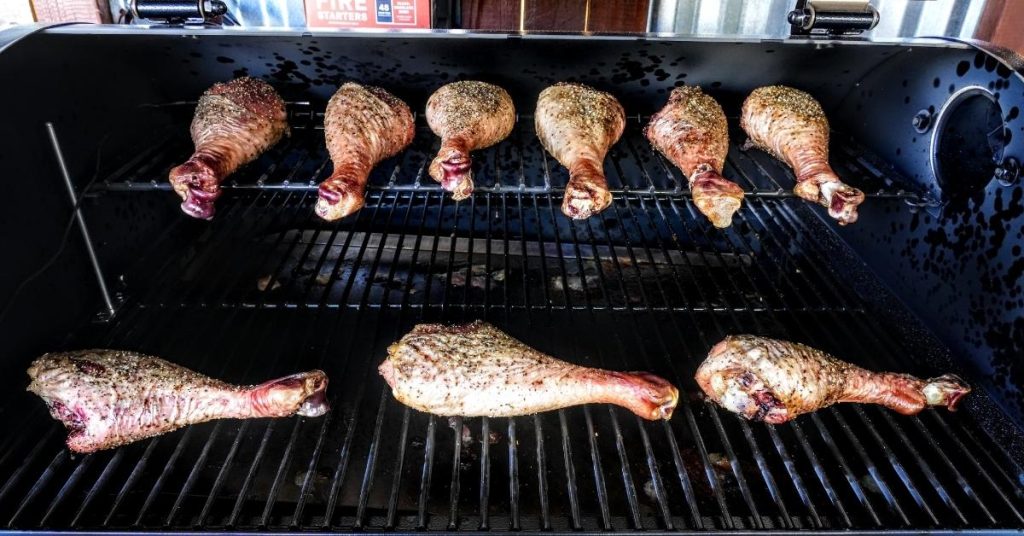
448, 415, 464, 530
411, 194, 450, 530
461, 195, 490, 531
478, 414, 491, 530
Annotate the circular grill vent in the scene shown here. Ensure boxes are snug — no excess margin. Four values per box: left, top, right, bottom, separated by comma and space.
930, 86, 1008, 198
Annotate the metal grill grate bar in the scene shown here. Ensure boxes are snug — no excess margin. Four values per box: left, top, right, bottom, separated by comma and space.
583, 407, 612, 529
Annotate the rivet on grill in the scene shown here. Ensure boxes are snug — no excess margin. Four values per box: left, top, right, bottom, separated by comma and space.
994, 157, 1020, 187
911, 110, 932, 133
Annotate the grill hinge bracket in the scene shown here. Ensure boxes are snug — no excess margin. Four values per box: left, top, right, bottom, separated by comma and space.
129, 0, 228, 27
789, 0, 879, 37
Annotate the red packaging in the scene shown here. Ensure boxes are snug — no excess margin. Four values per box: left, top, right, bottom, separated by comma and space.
305, 0, 431, 29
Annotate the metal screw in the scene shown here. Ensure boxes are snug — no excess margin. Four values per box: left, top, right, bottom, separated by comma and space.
912, 110, 932, 133
994, 157, 1020, 187
787, 9, 813, 29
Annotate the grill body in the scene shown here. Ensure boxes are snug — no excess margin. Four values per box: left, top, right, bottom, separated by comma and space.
0, 26, 1022, 533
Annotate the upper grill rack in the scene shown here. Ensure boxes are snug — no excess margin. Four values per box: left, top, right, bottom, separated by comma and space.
95, 104, 936, 208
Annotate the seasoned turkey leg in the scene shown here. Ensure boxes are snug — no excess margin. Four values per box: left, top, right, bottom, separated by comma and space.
646, 86, 744, 228
316, 83, 415, 221
740, 85, 865, 224
536, 83, 625, 219
695, 335, 969, 423
169, 77, 288, 220
28, 350, 328, 453
426, 81, 516, 200
379, 321, 679, 420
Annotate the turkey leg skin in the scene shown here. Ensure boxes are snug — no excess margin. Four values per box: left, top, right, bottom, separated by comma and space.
740, 85, 865, 225
27, 350, 328, 453
695, 335, 970, 423
316, 83, 415, 221
169, 77, 288, 220
645, 86, 744, 228
379, 321, 679, 420
426, 81, 516, 200
535, 83, 625, 219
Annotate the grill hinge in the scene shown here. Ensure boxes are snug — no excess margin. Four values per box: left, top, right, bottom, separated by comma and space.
788, 0, 880, 37
129, 0, 228, 27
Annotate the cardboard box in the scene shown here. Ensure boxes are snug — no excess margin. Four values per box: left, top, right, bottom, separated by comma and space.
32, 0, 112, 23
305, 0, 431, 29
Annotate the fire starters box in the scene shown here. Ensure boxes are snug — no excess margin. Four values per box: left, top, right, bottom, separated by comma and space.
305, 0, 430, 29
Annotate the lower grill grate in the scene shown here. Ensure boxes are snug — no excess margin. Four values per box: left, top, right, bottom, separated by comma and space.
0, 117, 1020, 532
